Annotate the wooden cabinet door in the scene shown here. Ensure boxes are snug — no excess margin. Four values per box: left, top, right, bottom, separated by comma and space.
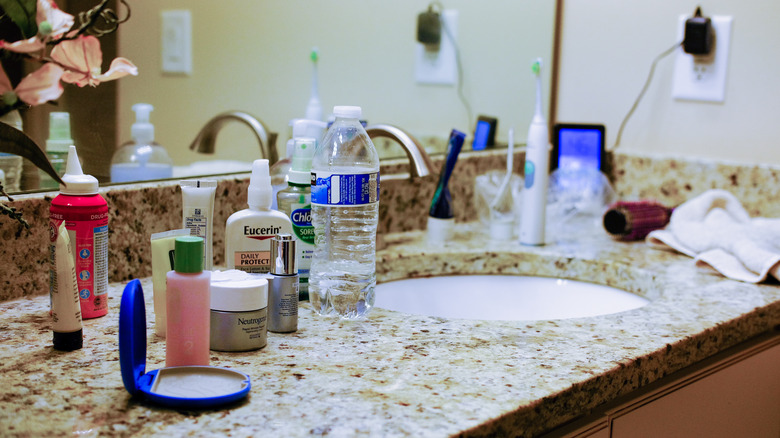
611, 342, 780, 438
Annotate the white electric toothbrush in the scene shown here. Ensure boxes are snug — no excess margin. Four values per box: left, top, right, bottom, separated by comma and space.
519, 58, 550, 246
305, 47, 322, 121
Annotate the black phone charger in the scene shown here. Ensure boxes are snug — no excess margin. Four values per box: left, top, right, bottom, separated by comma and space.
683, 6, 713, 55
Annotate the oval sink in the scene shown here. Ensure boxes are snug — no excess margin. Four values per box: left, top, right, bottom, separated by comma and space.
375, 275, 649, 321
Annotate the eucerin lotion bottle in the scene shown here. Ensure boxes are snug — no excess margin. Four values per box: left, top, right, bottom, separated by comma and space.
226, 159, 293, 274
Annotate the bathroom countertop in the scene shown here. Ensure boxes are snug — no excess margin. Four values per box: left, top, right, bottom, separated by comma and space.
1, 224, 779, 437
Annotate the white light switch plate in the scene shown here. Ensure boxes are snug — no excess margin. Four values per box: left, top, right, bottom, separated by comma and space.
415, 10, 458, 85
161, 10, 192, 75
671, 15, 732, 102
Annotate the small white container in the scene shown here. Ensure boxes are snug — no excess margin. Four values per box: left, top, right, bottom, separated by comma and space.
210, 275, 268, 352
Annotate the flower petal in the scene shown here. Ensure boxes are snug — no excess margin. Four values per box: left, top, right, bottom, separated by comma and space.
0, 67, 13, 93
0, 37, 45, 53
60, 70, 90, 87
15, 63, 64, 105
94, 57, 138, 83
51, 35, 102, 77
36, 0, 75, 38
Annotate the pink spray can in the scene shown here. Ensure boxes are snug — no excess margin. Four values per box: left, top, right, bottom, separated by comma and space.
49, 146, 109, 319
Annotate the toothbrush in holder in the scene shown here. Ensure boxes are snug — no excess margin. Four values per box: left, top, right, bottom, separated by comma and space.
427, 129, 466, 243
519, 58, 550, 246
488, 128, 515, 240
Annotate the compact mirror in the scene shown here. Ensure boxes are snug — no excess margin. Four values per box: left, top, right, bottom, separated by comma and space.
119, 279, 251, 409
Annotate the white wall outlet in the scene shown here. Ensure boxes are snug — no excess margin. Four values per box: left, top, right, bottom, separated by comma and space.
415, 10, 458, 85
671, 15, 733, 102
161, 10, 192, 75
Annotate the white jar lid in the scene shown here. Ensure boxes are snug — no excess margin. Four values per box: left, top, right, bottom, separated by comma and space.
210, 277, 268, 312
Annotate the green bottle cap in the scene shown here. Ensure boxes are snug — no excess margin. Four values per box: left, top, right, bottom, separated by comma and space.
174, 236, 204, 273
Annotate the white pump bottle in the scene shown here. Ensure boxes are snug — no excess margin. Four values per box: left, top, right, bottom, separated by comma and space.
110, 103, 173, 183
225, 159, 293, 274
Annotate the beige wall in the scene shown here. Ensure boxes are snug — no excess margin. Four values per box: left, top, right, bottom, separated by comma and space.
117, 1, 555, 166
557, 1, 780, 165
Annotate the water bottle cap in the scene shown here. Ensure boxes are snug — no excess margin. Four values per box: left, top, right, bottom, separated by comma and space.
332, 106, 361, 119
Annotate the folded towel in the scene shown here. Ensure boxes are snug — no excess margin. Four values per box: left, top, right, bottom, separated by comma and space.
646, 189, 780, 283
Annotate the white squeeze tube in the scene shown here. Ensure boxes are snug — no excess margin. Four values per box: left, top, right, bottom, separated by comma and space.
150, 228, 191, 337
180, 180, 217, 270
52, 222, 83, 351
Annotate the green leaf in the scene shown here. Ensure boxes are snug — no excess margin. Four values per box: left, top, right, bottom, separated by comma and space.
0, 121, 63, 185
0, 0, 38, 39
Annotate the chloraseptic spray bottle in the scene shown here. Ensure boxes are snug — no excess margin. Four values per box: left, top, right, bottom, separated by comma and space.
277, 120, 317, 300
49, 146, 109, 318
226, 159, 292, 273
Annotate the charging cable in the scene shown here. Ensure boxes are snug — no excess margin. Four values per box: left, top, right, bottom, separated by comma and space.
425, 1, 474, 132
612, 41, 681, 150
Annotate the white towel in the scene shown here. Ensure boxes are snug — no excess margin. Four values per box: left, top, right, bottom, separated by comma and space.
646, 189, 780, 283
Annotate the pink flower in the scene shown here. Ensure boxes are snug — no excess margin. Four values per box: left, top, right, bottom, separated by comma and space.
51, 35, 138, 87
0, 63, 65, 106
0, 67, 13, 94
0, 0, 75, 54
37, 0, 75, 38
0, 37, 45, 54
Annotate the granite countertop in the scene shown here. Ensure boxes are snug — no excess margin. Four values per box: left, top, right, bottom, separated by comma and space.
1, 224, 780, 437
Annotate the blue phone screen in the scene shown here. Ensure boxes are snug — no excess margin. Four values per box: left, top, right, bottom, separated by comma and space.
472, 120, 490, 151
557, 127, 602, 170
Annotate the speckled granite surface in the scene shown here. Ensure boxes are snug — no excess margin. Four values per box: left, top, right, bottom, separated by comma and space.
2, 150, 780, 436
1, 225, 779, 437
0, 151, 513, 302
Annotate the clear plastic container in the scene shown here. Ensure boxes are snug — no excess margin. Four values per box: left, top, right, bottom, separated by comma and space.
39, 112, 72, 190
0, 110, 24, 193
309, 106, 380, 319
110, 104, 173, 183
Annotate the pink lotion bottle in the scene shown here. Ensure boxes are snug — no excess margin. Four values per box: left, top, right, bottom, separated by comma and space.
166, 236, 211, 367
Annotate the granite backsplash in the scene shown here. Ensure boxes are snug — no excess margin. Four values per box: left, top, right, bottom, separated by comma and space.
2, 149, 779, 302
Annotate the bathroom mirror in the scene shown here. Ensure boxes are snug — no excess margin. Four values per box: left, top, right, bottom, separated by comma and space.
10, 0, 559, 193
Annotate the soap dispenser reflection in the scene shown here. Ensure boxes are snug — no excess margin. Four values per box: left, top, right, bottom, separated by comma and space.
111, 103, 173, 183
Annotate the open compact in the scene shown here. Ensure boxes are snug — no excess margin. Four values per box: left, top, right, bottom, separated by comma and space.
119, 279, 251, 409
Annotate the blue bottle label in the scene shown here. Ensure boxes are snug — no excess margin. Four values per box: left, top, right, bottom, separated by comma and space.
311, 171, 379, 206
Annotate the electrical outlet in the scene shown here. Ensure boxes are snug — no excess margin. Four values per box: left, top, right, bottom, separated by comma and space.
161, 10, 192, 75
671, 15, 732, 102
415, 10, 458, 85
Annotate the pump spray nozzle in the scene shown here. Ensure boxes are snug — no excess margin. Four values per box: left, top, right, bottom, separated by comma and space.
131, 103, 155, 145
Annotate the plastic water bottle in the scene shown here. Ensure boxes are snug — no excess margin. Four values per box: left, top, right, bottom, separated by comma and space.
310, 106, 380, 319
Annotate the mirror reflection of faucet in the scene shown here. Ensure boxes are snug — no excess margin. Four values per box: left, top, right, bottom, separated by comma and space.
189, 111, 279, 166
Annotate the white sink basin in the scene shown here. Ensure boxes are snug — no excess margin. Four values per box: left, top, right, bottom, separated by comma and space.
375, 275, 649, 321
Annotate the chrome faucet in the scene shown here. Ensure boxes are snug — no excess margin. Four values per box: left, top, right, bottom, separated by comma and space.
365, 124, 434, 178
189, 111, 279, 165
